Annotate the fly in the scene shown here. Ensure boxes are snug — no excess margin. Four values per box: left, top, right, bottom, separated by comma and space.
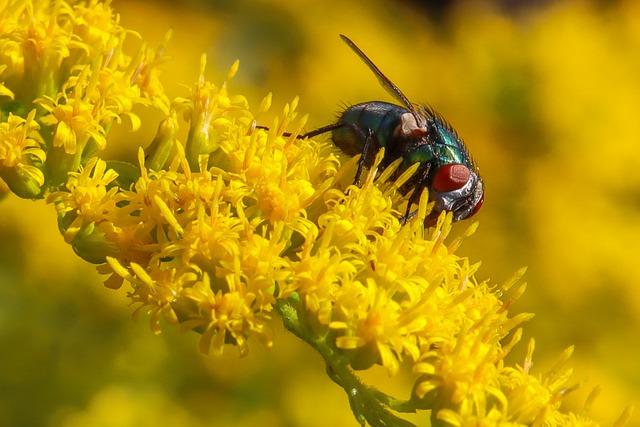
259, 34, 484, 225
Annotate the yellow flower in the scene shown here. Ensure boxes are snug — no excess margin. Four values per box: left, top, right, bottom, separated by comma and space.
0, 0, 83, 100
0, 109, 45, 197
0, 0, 167, 188
0, 1, 631, 426
36, 66, 112, 154
0, 64, 14, 99
127, 31, 171, 114
71, 0, 129, 54
49, 156, 116, 216
173, 56, 252, 169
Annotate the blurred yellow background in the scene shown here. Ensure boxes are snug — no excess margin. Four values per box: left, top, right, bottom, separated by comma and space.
1, 0, 639, 425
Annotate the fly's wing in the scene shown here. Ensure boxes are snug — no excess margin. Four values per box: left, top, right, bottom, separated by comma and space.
340, 34, 425, 127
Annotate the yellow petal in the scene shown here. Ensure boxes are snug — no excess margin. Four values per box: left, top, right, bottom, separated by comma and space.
55, 121, 77, 154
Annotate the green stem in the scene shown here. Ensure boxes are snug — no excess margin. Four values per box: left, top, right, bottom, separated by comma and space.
275, 297, 417, 427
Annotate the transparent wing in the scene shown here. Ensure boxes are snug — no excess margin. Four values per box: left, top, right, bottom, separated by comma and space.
340, 34, 424, 125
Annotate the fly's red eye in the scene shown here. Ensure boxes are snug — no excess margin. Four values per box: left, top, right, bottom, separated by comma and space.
432, 164, 470, 192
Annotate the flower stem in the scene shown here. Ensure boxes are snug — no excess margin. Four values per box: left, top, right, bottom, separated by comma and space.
275, 297, 417, 427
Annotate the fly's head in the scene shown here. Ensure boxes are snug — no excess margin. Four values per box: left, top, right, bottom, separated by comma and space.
428, 163, 484, 224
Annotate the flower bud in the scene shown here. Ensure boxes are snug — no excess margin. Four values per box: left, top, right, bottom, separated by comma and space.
0, 166, 44, 199
59, 213, 119, 264
146, 112, 179, 171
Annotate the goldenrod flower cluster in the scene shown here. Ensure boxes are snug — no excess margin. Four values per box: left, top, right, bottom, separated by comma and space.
0, 1, 631, 426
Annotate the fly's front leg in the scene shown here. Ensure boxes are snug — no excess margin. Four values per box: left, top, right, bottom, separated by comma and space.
401, 163, 431, 225
257, 120, 375, 186
254, 123, 344, 139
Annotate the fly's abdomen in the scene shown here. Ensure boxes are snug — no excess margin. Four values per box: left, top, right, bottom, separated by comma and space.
332, 101, 406, 156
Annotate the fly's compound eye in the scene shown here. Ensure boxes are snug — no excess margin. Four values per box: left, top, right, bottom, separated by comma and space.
432, 164, 471, 192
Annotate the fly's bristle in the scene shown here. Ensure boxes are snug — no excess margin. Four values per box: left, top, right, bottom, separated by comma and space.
419, 104, 460, 138
419, 103, 478, 170
335, 101, 350, 121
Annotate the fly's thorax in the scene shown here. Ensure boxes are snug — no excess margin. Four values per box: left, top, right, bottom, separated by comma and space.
428, 116, 474, 169
401, 139, 437, 167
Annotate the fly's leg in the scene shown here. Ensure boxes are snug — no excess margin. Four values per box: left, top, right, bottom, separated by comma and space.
352, 127, 376, 186
254, 123, 344, 139
302, 123, 345, 138
256, 121, 375, 186
401, 163, 431, 225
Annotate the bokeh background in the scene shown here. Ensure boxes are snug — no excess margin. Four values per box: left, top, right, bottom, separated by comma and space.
1, 0, 639, 425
